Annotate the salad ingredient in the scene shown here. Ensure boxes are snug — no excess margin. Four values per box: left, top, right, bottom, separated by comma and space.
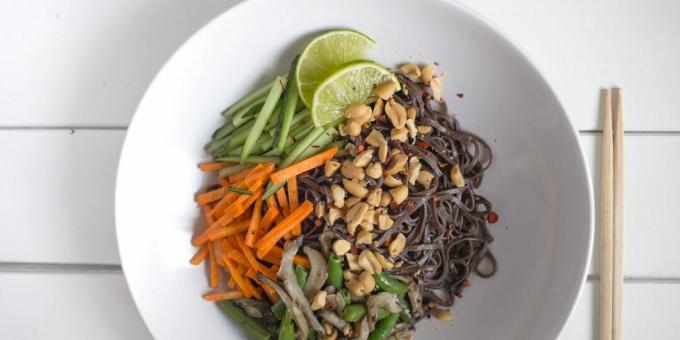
271, 146, 338, 184
367, 313, 399, 340
311, 61, 398, 127
241, 76, 286, 163
255, 201, 313, 258
302, 246, 328, 299
203, 290, 245, 302
219, 301, 273, 340
296, 30, 375, 108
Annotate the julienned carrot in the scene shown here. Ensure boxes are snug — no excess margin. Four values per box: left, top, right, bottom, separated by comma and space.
259, 277, 279, 303
212, 178, 264, 219
288, 176, 300, 236
211, 186, 262, 230
269, 147, 338, 184
275, 187, 290, 216
235, 235, 271, 280
203, 290, 244, 301
219, 177, 230, 187
245, 200, 263, 247
213, 240, 224, 268
192, 205, 245, 246
189, 244, 209, 265
208, 242, 219, 288
258, 207, 280, 238
259, 245, 310, 268
207, 220, 250, 241
227, 278, 236, 288
228, 166, 254, 183
255, 201, 313, 258
226, 249, 251, 267
199, 161, 231, 172
266, 196, 283, 224
209, 163, 271, 217
196, 186, 229, 205
223, 256, 261, 300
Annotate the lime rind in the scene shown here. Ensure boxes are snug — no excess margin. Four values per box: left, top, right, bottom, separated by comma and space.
311, 60, 399, 127
296, 30, 376, 108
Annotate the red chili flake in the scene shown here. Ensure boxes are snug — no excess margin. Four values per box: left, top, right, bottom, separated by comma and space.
418, 142, 429, 149
406, 201, 415, 209
314, 219, 322, 227
456, 93, 464, 98
357, 143, 365, 153
463, 279, 471, 287
487, 211, 499, 224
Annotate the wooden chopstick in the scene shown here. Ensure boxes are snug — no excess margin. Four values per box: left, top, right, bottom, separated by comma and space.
600, 87, 623, 340
599, 88, 614, 340
612, 88, 624, 340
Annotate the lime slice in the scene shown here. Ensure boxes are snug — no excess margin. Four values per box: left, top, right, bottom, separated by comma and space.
296, 30, 375, 108
311, 60, 399, 127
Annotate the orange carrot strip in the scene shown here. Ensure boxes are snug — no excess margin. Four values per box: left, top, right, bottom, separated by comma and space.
270, 147, 338, 184
227, 278, 236, 288
288, 176, 301, 236
245, 200, 263, 247
219, 177, 230, 187
223, 257, 260, 299
210, 164, 269, 216
207, 220, 250, 241
199, 161, 230, 172
203, 290, 244, 301
196, 186, 229, 205
261, 280, 279, 303
213, 240, 224, 267
228, 166, 254, 183
235, 235, 271, 281
276, 187, 289, 216
192, 205, 245, 246
258, 207, 280, 237
226, 249, 250, 267
208, 242, 219, 288
222, 255, 253, 297
255, 201, 313, 258
259, 245, 310, 268
266, 196, 279, 210
189, 245, 209, 265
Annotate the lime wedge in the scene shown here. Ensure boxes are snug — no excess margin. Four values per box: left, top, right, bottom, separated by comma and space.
296, 30, 375, 108
311, 60, 399, 127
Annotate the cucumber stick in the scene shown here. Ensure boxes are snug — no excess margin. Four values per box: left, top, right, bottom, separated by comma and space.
276, 56, 300, 151
296, 127, 338, 162
241, 76, 285, 163
221, 76, 284, 117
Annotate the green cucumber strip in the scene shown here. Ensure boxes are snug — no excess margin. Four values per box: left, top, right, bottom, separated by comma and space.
221, 77, 283, 117
281, 126, 325, 168
217, 155, 281, 165
275, 56, 300, 151
241, 77, 286, 163
218, 164, 253, 178
296, 127, 338, 162
232, 98, 265, 127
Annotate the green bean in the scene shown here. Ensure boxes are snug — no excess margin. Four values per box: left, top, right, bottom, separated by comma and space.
221, 77, 282, 117
327, 254, 343, 289
276, 56, 300, 151
241, 76, 285, 163
376, 308, 390, 320
342, 304, 367, 322
374, 272, 409, 294
338, 289, 351, 305
396, 296, 412, 322
367, 313, 399, 340
271, 301, 286, 320
219, 300, 273, 340
278, 311, 295, 340
295, 264, 308, 287
216, 155, 281, 165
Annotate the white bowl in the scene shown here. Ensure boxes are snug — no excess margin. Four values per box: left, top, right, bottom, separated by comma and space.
116, 0, 593, 339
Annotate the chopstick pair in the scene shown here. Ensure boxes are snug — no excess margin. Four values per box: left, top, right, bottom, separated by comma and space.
600, 88, 623, 340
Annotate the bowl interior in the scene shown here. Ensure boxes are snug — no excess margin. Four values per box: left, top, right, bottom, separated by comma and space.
116, 0, 593, 339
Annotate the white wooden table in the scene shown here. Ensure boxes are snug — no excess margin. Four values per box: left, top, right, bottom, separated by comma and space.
2, 0, 679, 339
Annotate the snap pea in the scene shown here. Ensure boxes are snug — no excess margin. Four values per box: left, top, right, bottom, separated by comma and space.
219, 300, 273, 340
342, 304, 367, 322
327, 254, 343, 289
396, 296, 412, 322
271, 301, 286, 320
278, 311, 295, 340
376, 308, 390, 320
374, 272, 409, 295
338, 289, 351, 305
367, 313, 399, 340
295, 264, 308, 287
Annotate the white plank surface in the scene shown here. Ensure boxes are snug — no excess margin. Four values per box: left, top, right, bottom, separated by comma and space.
0, 130, 124, 264
4, 130, 679, 278
1, 272, 679, 340
0, 271, 152, 340
466, 0, 680, 131
2, 0, 679, 131
0, 0, 239, 127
